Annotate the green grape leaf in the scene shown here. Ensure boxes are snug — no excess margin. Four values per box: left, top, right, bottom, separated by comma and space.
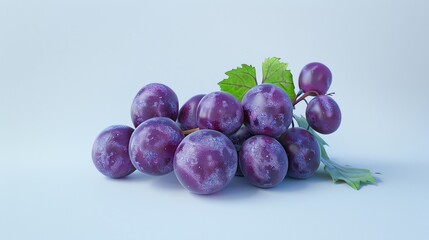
262, 57, 296, 102
218, 64, 257, 102
293, 115, 376, 190
322, 160, 376, 190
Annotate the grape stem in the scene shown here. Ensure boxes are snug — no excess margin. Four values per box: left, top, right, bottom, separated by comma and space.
292, 89, 304, 105
292, 90, 319, 106
182, 128, 199, 135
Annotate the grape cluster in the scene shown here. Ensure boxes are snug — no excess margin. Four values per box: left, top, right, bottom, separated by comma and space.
91, 62, 341, 194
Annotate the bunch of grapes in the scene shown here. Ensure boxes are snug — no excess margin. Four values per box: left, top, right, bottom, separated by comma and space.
91, 62, 342, 194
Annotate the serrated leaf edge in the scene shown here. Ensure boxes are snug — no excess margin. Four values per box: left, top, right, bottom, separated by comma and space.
293, 114, 376, 190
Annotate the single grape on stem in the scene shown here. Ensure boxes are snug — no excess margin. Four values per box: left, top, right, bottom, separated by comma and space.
298, 62, 332, 95
306, 95, 341, 134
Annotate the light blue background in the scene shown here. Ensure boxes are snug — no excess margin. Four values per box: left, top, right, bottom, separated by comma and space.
1, 0, 428, 239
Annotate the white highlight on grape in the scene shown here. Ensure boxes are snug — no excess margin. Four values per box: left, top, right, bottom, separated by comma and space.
243, 137, 284, 183
201, 168, 222, 192
174, 130, 237, 193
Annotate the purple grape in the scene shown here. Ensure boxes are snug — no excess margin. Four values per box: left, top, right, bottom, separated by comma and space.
239, 135, 288, 188
228, 125, 253, 152
129, 117, 184, 176
92, 125, 135, 178
131, 83, 179, 128
177, 94, 205, 130
173, 130, 237, 195
298, 62, 332, 95
306, 95, 341, 134
242, 84, 293, 138
196, 91, 243, 135
278, 127, 321, 179
228, 125, 253, 176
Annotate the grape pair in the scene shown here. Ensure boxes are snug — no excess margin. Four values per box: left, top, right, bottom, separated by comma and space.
91, 117, 184, 179
174, 92, 243, 194
299, 62, 342, 135
92, 83, 182, 179
180, 84, 294, 139
235, 126, 321, 185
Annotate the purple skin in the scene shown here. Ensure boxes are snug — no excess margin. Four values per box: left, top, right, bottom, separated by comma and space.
239, 135, 288, 188
131, 83, 179, 128
278, 128, 321, 179
173, 130, 237, 195
129, 117, 184, 176
242, 84, 293, 138
306, 95, 341, 134
92, 125, 136, 178
196, 91, 243, 135
228, 125, 253, 176
298, 62, 332, 95
178, 94, 205, 130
